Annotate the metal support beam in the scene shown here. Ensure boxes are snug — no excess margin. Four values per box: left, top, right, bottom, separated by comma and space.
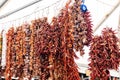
0, 0, 8, 8
93, 1, 120, 32
0, 0, 42, 19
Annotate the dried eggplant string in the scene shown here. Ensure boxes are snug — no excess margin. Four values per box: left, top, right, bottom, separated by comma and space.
89, 28, 120, 80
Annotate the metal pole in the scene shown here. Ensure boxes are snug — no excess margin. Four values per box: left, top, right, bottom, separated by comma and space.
0, 0, 42, 19
93, 1, 120, 32
0, 0, 8, 8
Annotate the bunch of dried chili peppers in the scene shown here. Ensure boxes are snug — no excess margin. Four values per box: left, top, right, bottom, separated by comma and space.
0, 30, 3, 79
14, 26, 24, 79
71, 0, 93, 56
5, 27, 15, 80
89, 28, 120, 80
4, 0, 93, 79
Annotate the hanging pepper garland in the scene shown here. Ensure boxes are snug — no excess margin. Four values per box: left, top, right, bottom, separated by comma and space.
35, 17, 51, 80
56, 1, 80, 79
0, 30, 3, 65
89, 28, 120, 80
22, 24, 32, 80
15, 26, 24, 79
0, 30, 3, 78
5, 27, 25, 80
5, 27, 15, 80
10, 29, 17, 78
4, 0, 93, 79
30, 19, 44, 79
71, 0, 93, 56
82, 11, 93, 46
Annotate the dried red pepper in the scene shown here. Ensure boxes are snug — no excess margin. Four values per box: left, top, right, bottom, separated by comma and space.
89, 28, 120, 80
14, 26, 24, 79
58, 1, 80, 79
0, 30, 3, 65
70, 0, 93, 56
5, 27, 14, 80
0, 30, 3, 78
82, 11, 93, 45
22, 24, 32, 80
4, 0, 84, 79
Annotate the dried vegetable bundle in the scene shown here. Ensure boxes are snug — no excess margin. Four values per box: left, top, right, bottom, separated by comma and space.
0, 30, 3, 78
5, 27, 15, 80
14, 26, 24, 79
10, 28, 18, 78
22, 24, 32, 80
5, 27, 24, 80
32, 0, 80, 79
71, 0, 93, 55
82, 11, 93, 45
34, 17, 51, 80
89, 28, 120, 80
0, 30, 3, 65
4, 0, 94, 79
30, 19, 42, 79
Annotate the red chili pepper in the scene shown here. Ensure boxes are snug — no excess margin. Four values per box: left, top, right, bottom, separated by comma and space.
89, 28, 120, 80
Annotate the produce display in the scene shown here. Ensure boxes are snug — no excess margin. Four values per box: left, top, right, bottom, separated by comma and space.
2, 0, 120, 80
71, 0, 92, 56
5, 28, 15, 80
89, 28, 120, 80
5, 0, 91, 79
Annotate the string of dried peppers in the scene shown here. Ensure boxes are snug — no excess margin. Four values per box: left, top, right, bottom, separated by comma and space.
4, 0, 93, 79
0, 30, 3, 79
31, 19, 42, 79
22, 24, 32, 80
15, 26, 24, 79
89, 28, 120, 80
5, 27, 15, 80
71, 0, 93, 56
